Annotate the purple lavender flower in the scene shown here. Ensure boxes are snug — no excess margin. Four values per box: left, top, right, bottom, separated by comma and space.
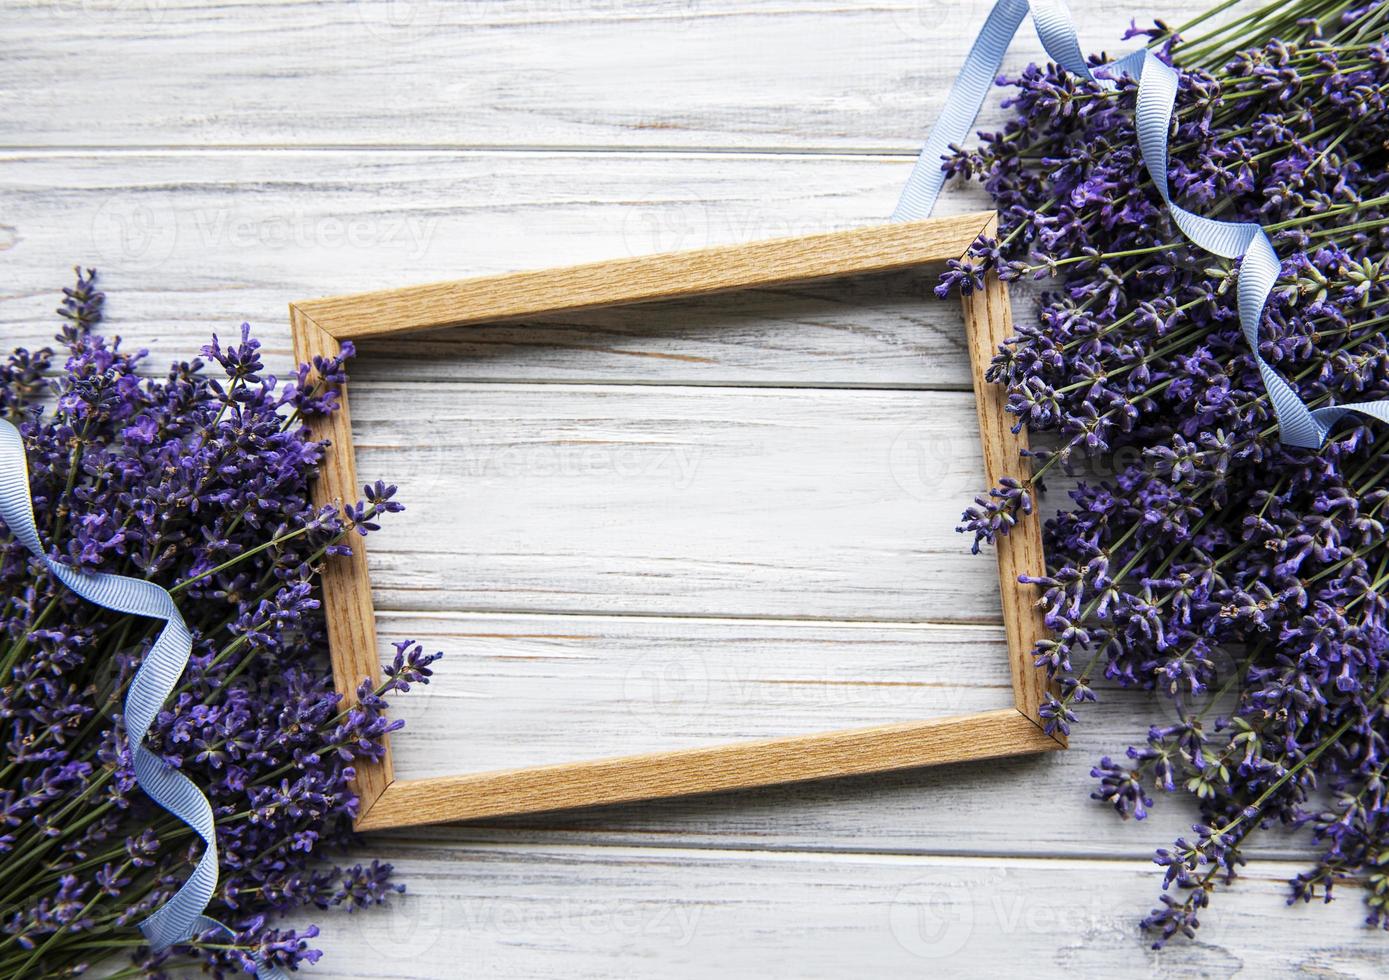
0, 268, 439, 976
937, 3, 1389, 943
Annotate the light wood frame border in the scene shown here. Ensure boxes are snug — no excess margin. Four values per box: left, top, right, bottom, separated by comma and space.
290, 210, 1062, 831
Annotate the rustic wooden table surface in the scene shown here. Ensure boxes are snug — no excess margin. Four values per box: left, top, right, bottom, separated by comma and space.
4, 1, 1386, 977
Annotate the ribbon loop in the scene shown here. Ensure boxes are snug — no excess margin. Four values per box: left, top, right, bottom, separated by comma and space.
896, 0, 1380, 450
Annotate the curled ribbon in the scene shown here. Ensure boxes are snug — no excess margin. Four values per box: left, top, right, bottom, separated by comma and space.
894, 0, 1389, 448
0, 418, 285, 979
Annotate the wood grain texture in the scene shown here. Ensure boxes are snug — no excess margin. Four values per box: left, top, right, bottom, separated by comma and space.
359, 708, 1057, 830
0, 151, 988, 387
316, 843, 1388, 979
371, 611, 1307, 864
961, 260, 1057, 737
350, 380, 995, 622
290, 307, 395, 812
348, 269, 981, 389
293, 214, 992, 338
377, 613, 1015, 779
0, 0, 1223, 152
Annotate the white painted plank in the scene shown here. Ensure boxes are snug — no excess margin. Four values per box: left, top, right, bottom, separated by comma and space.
352, 381, 1004, 621
0, 150, 987, 388
2, 0, 1224, 152
373, 611, 1319, 863
377, 613, 1014, 776
305, 844, 1387, 978
348, 269, 979, 391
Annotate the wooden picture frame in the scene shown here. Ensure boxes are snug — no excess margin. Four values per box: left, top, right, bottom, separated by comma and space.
289, 209, 1062, 831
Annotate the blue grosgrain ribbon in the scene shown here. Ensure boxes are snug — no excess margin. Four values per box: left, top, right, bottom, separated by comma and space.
0, 418, 285, 979
894, 0, 1389, 448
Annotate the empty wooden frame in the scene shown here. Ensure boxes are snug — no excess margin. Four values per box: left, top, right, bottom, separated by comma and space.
289, 209, 1062, 831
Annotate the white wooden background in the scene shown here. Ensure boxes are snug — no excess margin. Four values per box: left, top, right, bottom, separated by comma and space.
4, 1, 1387, 976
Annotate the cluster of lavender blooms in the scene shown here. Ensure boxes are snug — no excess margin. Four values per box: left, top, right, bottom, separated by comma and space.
0, 269, 440, 977
937, 0, 1389, 944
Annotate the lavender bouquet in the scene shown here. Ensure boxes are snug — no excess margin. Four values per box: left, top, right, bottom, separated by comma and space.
940, 0, 1389, 944
0, 270, 438, 977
